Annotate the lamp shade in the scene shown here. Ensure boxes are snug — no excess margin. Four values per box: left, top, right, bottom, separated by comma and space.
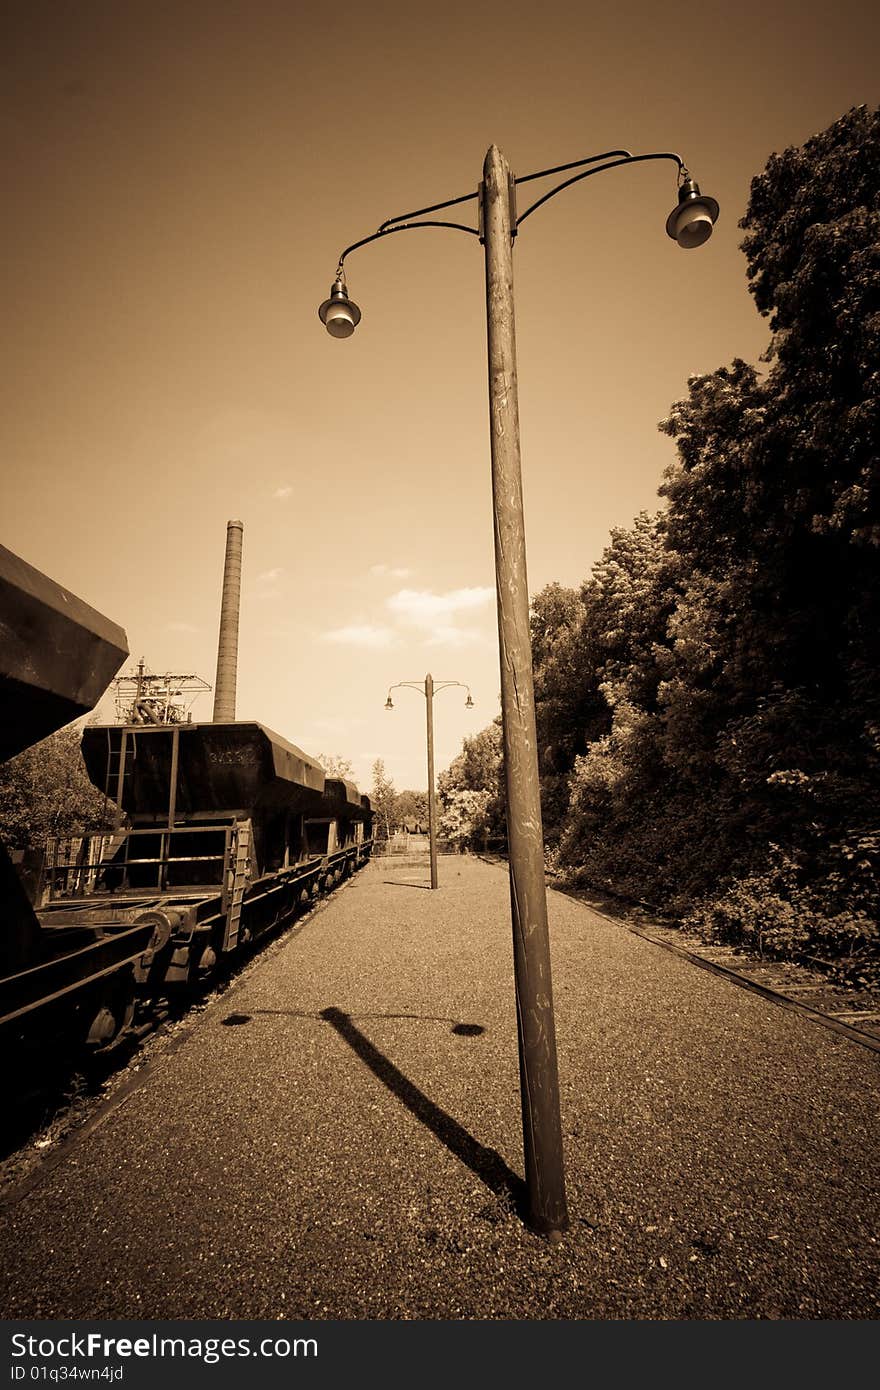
665, 180, 719, 249
318, 279, 362, 337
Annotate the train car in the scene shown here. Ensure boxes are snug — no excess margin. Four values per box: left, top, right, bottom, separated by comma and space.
0, 541, 154, 1049
36, 721, 372, 1031
0, 527, 373, 1052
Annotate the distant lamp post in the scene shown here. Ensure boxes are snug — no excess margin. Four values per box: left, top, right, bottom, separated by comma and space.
385, 675, 474, 889
321, 145, 718, 1240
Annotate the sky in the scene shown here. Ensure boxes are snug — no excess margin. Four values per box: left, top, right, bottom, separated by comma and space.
2, 0, 878, 792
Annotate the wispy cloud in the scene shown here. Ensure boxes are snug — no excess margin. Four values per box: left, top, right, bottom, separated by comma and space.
273, 485, 293, 500
386, 586, 494, 645
370, 563, 413, 579
321, 624, 399, 649
318, 585, 492, 652
257, 567, 284, 583
424, 624, 485, 648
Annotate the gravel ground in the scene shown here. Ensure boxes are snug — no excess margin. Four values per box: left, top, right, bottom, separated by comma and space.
1, 854, 878, 1320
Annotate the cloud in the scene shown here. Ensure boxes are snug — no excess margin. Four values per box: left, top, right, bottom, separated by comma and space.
257, 567, 284, 583
386, 587, 494, 644
321, 624, 399, 649
370, 563, 413, 579
387, 587, 493, 622
273, 485, 293, 500
319, 585, 492, 653
424, 625, 485, 648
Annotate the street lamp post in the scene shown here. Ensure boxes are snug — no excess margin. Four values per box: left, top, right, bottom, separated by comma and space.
385, 676, 474, 889
320, 144, 718, 1239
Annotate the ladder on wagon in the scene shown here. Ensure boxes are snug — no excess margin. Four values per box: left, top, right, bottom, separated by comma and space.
104, 728, 136, 826
223, 820, 251, 951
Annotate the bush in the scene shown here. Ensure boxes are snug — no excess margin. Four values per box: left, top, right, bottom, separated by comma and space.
685, 849, 880, 985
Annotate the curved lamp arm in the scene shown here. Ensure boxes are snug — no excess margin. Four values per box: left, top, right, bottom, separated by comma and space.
320, 147, 715, 335
432, 681, 474, 703
384, 680, 474, 707
515, 151, 684, 228
333, 149, 687, 267
338, 217, 479, 274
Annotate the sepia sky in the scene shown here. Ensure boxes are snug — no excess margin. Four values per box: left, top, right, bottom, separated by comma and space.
2, 0, 878, 791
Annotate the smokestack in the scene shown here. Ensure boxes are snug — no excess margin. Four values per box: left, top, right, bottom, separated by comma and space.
213, 520, 243, 722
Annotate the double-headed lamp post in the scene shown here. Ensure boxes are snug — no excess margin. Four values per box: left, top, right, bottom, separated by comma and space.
385, 676, 474, 890
320, 145, 718, 1239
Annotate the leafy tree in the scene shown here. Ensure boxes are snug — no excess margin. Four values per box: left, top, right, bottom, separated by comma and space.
393, 789, 428, 830
532, 516, 681, 844
657, 109, 880, 878
439, 789, 493, 852
438, 723, 505, 849
370, 758, 397, 843
316, 752, 355, 781
530, 583, 598, 840
0, 724, 113, 849
438, 721, 503, 794
554, 106, 880, 975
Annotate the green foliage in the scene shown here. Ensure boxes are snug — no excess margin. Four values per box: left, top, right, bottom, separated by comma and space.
0, 724, 112, 849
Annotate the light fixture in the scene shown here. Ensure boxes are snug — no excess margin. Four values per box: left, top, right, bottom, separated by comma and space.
465, 693, 474, 708
665, 178, 719, 249
318, 277, 361, 338
384, 695, 394, 710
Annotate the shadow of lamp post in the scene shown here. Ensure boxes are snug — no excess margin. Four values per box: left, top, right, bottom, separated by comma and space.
385, 677, 474, 889
319, 145, 719, 1239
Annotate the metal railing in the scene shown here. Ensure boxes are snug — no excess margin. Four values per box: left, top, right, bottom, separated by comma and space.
43, 824, 232, 900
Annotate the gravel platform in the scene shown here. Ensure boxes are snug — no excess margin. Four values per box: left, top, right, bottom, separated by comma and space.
1, 855, 878, 1320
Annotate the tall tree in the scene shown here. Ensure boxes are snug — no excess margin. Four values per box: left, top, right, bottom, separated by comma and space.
556, 107, 880, 970
530, 583, 598, 840
0, 724, 112, 849
370, 759, 397, 843
658, 107, 880, 870
438, 723, 505, 850
393, 789, 429, 830
316, 752, 355, 781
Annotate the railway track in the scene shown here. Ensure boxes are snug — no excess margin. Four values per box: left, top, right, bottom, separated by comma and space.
0, 874, 357, 1196
478, 855, 880, 1056
588, 905, 880, 1055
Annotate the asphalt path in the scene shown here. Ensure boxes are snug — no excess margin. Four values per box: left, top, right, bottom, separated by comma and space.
1, 855, 878, 1319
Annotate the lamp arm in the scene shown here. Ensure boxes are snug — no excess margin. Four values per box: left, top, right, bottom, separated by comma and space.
513, 149, 633, 186
335, 150, 687, 268
378, 188, 480, 233
515, 151, 685, 230
338, 217, 479, 271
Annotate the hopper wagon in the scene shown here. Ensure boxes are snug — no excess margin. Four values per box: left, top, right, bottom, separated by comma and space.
1, 530, 372, 1054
